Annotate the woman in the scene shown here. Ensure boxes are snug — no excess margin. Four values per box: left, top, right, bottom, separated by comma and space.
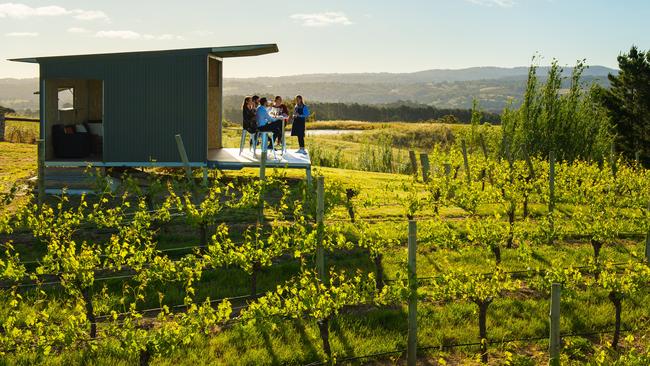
291, 95, 310, 154
242, 96, 257, 134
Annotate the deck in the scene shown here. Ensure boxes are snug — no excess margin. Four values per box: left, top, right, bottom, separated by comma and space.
207, 148, 311, 171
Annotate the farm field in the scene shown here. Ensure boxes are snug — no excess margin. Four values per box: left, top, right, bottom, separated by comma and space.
1, 121, 650, 366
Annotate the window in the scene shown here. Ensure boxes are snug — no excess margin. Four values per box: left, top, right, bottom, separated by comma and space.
58, 87, 74, 111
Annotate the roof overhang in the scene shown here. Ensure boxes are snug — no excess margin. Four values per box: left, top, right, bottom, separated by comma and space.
210, 44, 278, 58
8, 44, 279, 64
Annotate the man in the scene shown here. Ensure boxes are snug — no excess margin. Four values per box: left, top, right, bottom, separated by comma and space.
256, 97, 282, 148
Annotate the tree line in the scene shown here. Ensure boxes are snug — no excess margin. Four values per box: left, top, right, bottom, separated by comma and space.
223, 95, 501, 124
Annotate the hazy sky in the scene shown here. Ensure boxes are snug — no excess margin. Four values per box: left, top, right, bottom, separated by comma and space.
1, 0, 648, 78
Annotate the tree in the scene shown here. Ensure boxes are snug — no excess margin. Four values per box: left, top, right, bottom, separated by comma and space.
596, 46, 650, 166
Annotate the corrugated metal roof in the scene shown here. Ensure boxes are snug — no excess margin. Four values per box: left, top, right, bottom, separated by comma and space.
8, 44, 278, 63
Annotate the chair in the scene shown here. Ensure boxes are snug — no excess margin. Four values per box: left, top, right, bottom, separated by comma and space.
253, 131, 277, 160
239, 129, 277, 160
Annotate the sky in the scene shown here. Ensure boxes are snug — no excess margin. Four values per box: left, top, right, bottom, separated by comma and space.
0, 0, 648, 79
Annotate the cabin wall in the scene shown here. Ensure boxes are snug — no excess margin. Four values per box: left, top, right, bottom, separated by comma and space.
41, 52, 208, 163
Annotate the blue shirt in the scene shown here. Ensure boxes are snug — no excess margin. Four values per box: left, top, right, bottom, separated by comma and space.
294, 104, 310, 119
256, 105, 277, 127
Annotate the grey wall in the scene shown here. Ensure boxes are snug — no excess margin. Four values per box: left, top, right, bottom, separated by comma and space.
40, 51, 208, 163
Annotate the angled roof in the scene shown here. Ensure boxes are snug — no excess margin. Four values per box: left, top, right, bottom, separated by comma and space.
8, 44, 279, 63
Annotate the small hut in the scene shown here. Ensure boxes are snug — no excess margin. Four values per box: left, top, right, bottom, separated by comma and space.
9, 45, 311, 185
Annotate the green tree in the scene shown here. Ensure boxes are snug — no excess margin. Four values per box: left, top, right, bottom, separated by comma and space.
596, 46, 650, 166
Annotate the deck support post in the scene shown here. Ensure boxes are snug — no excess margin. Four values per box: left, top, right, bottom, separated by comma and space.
202, 167, 209, 187
306, 166, 312, 184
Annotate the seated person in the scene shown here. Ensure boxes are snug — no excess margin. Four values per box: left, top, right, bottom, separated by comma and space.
255, 97, 283, 148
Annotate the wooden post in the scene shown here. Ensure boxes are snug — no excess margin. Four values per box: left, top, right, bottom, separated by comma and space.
479, 134, 488, 159
0, 112, 5, 142
37, 139, 45, 206
316, 176, 326, 283
549, 283, 561, 366
407, 220, 417, 366
202, 167, 209, 187
408, 150, 418, 177
461, 140, 471, 184
443, 162, 451, 177
549, 151, 555, 213
610, 142, 617, 179
646, 201, 650, 266
419, 153, 430, 183
174, 134, 193, 183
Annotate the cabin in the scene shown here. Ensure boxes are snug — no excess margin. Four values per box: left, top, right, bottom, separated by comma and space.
9, 45, 312, 189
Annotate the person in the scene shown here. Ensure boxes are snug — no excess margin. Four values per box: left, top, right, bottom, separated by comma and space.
252, 95, 260, 108
270, 96, 289, 145
291, 95, 310, 154
270, 96, 289, 119
242, 96, 257, 134
255, 97, 283, 148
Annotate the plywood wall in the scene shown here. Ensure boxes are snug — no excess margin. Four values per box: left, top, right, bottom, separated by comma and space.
44, 79, 102, 159
207, 57, 222, 149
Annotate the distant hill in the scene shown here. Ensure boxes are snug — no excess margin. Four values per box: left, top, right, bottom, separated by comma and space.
1, 65, 617, 113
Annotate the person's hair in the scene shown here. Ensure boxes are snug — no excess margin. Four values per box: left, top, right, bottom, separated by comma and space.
259, 97, 268, 106
252, 95, 259, 102
242, 96, 252, 110
296, 95, 304, 105
274, 95, 282, 102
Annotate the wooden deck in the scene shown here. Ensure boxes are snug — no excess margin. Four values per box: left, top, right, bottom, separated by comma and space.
207, 148, 311, 171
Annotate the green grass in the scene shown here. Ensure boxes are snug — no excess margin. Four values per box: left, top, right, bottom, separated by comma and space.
1, 124, 649, 365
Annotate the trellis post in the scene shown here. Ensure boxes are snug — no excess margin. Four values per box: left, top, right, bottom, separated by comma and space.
316, 176, 326, 283
549, 283, 561, 366
407, 220, 417, 366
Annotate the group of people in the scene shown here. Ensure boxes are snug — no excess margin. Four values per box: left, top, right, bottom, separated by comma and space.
242, 95, 310, 154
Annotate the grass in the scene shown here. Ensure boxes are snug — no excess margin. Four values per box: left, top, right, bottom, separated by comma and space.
1, 124, 649, 365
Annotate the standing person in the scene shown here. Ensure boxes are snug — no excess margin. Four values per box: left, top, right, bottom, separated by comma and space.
256, 97, 283, 148
270, 96, 289, 146
291, 95, 310, 154
252, 95, 260, 108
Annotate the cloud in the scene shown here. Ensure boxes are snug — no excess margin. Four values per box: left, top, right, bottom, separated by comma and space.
466, 0, 516, 7
0, 3, 109, 21
67, 27, 89, 33
289, 12, 352, 27
5, 31, 38, 36
189, 30, 214, 37
95, 30, 184, 41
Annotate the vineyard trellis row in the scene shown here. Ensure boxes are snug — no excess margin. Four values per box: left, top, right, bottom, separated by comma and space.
0, 150, 649, 365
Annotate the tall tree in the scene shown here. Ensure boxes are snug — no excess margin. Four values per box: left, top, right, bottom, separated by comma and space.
597, 46, 650, 166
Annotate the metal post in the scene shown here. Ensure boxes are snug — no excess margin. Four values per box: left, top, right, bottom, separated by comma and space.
174, 134, 192, 183
316, 176, 325, 282
461, 140, 471, 184
549, 283, 561, 366
407, 220, 417, 366
306, 166, 312, 184
37, 138, 45, 206
549, 151, 555, 213
408, 151, 418, 177
419, 153, 430, 183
